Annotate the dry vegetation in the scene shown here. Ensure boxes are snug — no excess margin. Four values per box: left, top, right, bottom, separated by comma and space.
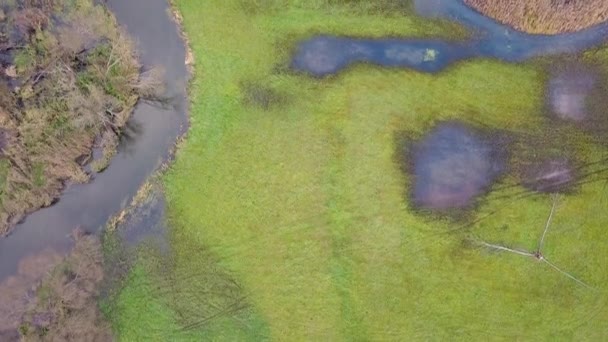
19, 231, 112, 341
464, 0, 608, 34
0, 231, 111, 341
0, 249, 63, 340
0, 0, 160, 235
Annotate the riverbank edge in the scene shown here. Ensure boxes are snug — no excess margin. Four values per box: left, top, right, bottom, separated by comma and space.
0, 2, 141, 236
5, 1, 196, 339
105, 0, 194, 233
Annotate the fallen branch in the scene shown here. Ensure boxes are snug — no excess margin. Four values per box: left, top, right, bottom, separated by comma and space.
478, 196, 595, 290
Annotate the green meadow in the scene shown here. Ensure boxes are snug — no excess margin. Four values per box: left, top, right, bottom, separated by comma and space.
108, 0, 608, 340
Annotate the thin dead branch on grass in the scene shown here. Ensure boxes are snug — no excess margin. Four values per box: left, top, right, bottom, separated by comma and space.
477, 195, 595, 290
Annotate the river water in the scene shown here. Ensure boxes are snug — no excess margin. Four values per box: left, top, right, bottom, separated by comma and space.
1, 0, 607, 280
0, 0, 188, 279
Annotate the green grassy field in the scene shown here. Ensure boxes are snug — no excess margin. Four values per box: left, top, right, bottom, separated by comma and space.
109, 0, 608, 340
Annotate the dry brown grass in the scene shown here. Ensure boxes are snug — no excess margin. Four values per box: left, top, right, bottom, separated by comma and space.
0, 249, 63, 336
18, 232, 113, 341
0, 0, 161, 235
464, 0, 608, 34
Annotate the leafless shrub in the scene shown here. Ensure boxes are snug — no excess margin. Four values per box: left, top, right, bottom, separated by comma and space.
13, 9, 49, 36
91, 130, 118, 173
23, 0, 56, 11
20, 234, 113, 341
0, 249, 63, 335
0, 83, 16, 113
136, 66, 166, 100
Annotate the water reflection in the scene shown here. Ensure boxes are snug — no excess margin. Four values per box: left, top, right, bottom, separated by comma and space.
547, 64, 597, 122
117, 118, 144, 156
409, 122, 506, 211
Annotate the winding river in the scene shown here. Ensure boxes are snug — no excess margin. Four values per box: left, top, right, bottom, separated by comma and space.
0, 0, 188, 279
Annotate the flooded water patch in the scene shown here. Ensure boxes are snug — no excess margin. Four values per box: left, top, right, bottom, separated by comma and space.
547, 64, 597, 122
540, 60, 608, 147
580, 71, 608, 145
109, 180, 170, 252
292, 0, 608, 76
291, 36, 474, 77
405, 122, 507, 212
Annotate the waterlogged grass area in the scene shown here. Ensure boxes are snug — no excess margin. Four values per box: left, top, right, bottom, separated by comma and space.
102, 179, 269, 340
110, 0, 608, 339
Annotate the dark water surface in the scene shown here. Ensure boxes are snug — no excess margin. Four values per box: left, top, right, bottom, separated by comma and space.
409, 122, 506, 211
293, 0, 608, 76
0, 0, 188, 280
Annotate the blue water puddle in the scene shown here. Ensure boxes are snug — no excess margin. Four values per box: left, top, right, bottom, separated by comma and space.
409, 122, 506, 211
292, 36, 475, 76
292, 0, 608, 76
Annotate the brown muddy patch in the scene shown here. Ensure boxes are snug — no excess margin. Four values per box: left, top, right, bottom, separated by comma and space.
509, 127, 583, 194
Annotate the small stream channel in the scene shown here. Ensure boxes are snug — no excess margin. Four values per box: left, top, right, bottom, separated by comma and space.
0, 0, 188, 280
293, 0, 608, 76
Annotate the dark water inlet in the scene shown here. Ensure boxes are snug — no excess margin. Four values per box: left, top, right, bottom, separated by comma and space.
0, 0, 188, 280
292, 0, 608, 76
